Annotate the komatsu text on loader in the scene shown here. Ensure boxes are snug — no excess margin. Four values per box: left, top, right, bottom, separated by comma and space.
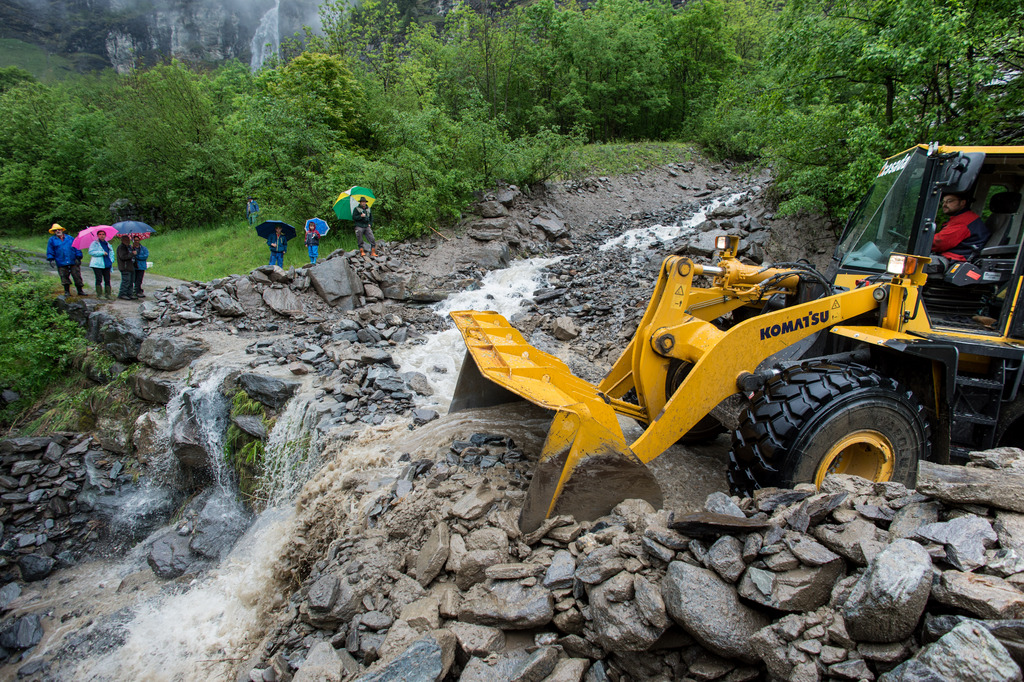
450, 144, 1024, 532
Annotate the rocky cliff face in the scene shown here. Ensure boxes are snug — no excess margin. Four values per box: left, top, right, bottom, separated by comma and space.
0, 0, 321, 72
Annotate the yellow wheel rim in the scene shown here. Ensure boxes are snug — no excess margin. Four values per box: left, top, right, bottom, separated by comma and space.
814, 430, 895, 487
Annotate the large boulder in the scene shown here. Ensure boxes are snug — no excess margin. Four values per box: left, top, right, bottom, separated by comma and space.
139, 336, 207, 371
147, 530, 196, 579
309, 257, 364, 309
188, 492, 252, 560
455, 244, 510, 270
842, 539, 933, 642
661, 560, 769, 663
238, 373, 300, 409
918, 461, 1024, 513
87, 312, 147, 362
131, 372, 177, 404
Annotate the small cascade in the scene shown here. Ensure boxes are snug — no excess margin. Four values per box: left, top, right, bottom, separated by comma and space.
393, 257, 561, 405
250, 0, 281, 71
257, 395, 322, 507
600, 192, 747, 252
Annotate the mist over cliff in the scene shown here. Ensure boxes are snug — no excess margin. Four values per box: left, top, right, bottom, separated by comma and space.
0, 0, 322, 72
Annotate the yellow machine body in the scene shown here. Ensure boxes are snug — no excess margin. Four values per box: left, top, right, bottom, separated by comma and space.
451, 239, 930, 531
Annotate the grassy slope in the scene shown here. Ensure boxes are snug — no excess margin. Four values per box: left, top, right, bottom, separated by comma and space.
1, 142, 693, 281
3, 220, 360, 282
0, 39, 75, 80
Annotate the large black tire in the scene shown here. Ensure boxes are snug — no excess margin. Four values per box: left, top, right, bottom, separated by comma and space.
728, 363, 930, 496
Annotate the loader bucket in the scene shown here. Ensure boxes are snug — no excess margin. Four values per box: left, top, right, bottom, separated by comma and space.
450, 311, 664, 532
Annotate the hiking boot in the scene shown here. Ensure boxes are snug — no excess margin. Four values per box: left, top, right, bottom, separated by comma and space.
104, 285, 112, 299
117, 295, 134, 301
76, 287, 86, 296
135, 292, 146, 298
370, 248, 379, 257
63, 287, 70, 296
359, 248, 366, 257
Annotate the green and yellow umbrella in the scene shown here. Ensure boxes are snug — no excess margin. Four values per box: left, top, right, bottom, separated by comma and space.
333, 186, 376, 220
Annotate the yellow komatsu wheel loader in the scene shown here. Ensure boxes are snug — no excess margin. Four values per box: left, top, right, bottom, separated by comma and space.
451, 143, 1024, 532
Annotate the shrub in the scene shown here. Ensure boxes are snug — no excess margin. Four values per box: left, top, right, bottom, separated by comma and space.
0, 247, 86, 422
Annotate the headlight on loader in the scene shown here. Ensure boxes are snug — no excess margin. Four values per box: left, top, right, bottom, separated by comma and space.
886, 254, 917, 276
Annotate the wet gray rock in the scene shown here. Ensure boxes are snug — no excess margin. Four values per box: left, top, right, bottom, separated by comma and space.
263, 286, 304, 316
576, 546, 624, 585
309, 257, 364, 309
138, 336, 206, 371
232, 414, 266, 439
415, 523, 450, 587
208, 289, 245, 317
458, 581, 554, 629
543, 550, 576, 590
457, 244, 510, 270
707, 535, 745, 583
458, 650, 532, 682
238, 373, 300, 409
294, 641, 358, 682
448, 622, 505, 657
842, 539, 933, 642
532, 216, 569, 240
131, 372, 176, 404
188, 493, 252, 560
87, 312, 147, 362
661, 560, 769, 662
884, 621, 1022, 682
916, 515, 997, 571
552, 316, 579, 341
354, 630, 456, 682
0, 583, 21, 610
704, 491, 746, 518
889, 501, 941, 540
17, 554, 55, 582
0, 612, 43, 650
588, 578, 666, 652
147, 531, 196, 579
737, 560, 843, 612
812, 517, 887, 565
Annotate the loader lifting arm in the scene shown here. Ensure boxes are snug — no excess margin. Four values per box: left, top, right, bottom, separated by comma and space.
451, 245, 924, 532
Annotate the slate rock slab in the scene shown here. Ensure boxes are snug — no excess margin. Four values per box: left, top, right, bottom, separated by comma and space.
147, 531, 196, 579
354, 631, 456, 682
932, 571, 1024, 620
918, 461, 1024, 513
238, 373, 300, 409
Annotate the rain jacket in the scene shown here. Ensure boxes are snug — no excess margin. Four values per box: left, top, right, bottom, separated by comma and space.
932, 209, 990, 261
305, 230, 320, 247
116, 242, 137, 272
267, 235, 287, 253
135, 244, 149, 270
353, 205, 372, 229
47, 235, 82, 266
88, 240, 113, 270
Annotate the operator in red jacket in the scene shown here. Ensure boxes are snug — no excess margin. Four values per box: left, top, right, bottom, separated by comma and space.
932, 191, 990, 262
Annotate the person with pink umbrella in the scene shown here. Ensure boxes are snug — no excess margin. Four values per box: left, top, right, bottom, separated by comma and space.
87, 227, 116, 299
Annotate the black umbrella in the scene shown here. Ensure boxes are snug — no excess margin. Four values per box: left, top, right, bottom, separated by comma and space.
255, 220, 297, 241
112, 220, 155, 239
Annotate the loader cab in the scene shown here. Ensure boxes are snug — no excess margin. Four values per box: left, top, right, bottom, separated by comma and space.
833, 145, 1024, 339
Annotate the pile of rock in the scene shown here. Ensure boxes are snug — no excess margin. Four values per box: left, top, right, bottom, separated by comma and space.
0, 434, 134, 578
241, 442, 1024, 682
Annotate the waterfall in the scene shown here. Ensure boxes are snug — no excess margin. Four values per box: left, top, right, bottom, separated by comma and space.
250, 0, 281, 71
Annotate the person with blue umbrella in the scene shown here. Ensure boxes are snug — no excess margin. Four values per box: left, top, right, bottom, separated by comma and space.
304, 218, 329, 265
